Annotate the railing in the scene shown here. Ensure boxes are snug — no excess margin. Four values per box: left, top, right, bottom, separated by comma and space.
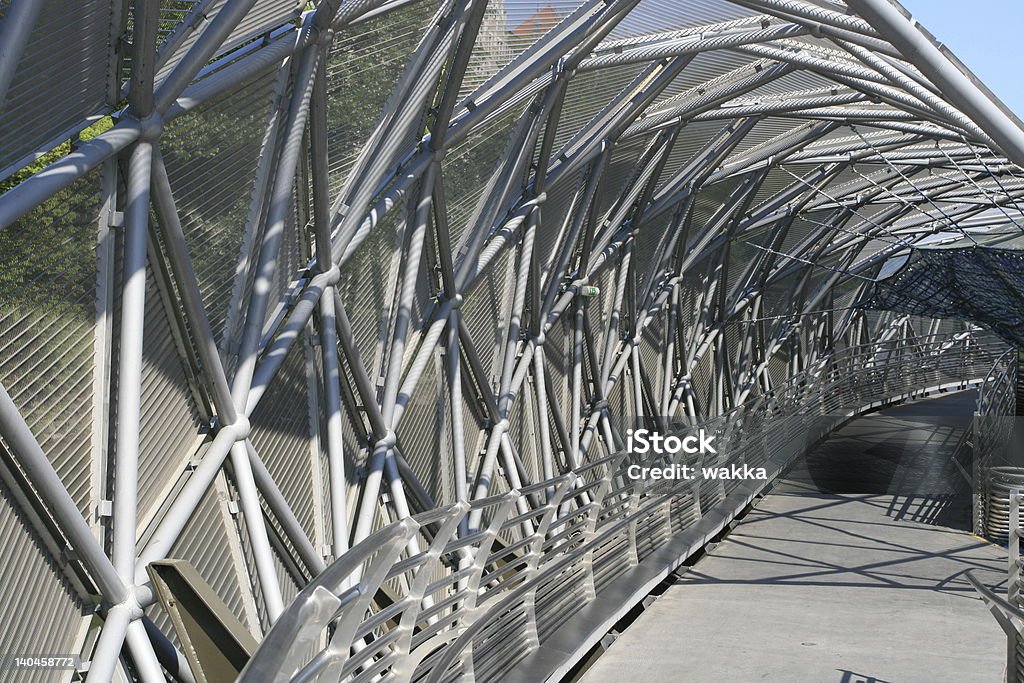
240, 332, 1004, 683
974, 348, 1021, 543
968, 488, 1024, 683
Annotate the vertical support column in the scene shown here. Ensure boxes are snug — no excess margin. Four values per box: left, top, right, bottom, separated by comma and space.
353, 161, 437, 545
1010, 489, 1020, 603
1009, 488, 1021, 681
91, 158, 118, 545
310, 41, 350, 561
1016, 350, 1023, 417
230, 440, 285, 619
446, 316, 470, 536
112, 0, 159, 588
117, 0, 189, 673
225, 24, 324, 624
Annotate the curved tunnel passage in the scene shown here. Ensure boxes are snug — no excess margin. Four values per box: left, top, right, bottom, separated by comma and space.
0, 0, 1022, 680
580, 391, 1007, 683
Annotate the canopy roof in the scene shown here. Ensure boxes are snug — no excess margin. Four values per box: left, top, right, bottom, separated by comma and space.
0, 0, 1022, 678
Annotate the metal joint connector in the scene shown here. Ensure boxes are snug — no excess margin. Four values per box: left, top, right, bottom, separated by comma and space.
229, 416, 251, 441
138, 113, 164, 142
376, 430, 398, 449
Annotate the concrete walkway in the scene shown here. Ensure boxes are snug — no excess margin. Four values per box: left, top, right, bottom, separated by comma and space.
581, 392, 1008, 683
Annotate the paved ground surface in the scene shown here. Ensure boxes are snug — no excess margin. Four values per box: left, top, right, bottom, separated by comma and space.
581, 392, 1009, 683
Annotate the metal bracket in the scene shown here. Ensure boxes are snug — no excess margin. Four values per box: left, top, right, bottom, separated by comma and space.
146, 559, 258, 683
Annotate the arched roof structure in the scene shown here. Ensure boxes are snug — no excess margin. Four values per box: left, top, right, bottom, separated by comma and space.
0, 0, 1021, 680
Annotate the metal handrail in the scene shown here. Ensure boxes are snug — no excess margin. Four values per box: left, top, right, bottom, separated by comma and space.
974, 347, 1020, 542
240, 331, 1005, 683
969, 488, 1024, 682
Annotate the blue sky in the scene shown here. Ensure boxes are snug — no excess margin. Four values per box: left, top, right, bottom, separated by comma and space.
899, 0, 1024, 117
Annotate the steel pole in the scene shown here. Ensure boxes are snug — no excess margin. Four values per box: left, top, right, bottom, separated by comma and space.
310, 40, 349, 558
231, 44, 319, 404
243, 440, 326, 574
125, 620, 168, 683
87, 603, 132, 683
229, 440, 285, 619
111, 139, 152, 582
149, 149, 237, 422
0, 384, 127, 602
153, 0, 260, 113
845, 0, 1024, 167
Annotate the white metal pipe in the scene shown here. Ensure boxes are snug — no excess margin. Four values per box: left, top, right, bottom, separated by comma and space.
229, 440, 285, 620
112, 139, 152, 582
135, 426, 238, 578
0, 381, 128, 602
87, 604, 132, 683
125, 620, 168, 683
150, 148, 237, 424
0, 121, 142, 229
318, 291, 350, 558
154, 0, 260, 113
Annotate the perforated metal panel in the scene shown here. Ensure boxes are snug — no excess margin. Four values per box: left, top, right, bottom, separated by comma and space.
161, 67, 278, 346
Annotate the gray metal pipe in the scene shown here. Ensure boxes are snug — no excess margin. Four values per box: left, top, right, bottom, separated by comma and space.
351, 162, 438, 545
309, 46, 350, 556
0, 29, 293, 231
0, 121, 141, 229
150, 149, 237, 424
232, 44, 319, 406
154, 0, 260, 113
0, 381, 128, 602
142, 616, 197, 683
846, 0, 1024, 167
229, 440, 285, 619
244, 271, 334, 414
244, 440, 326, 574
318, 291, 351, 558
135, 427, 238, 578
111, 140, 153, 582
579, 23, 808, 71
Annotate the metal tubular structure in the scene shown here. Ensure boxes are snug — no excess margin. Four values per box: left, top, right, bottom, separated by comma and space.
973, 349, 1022, 543
2, 0, 1024, 680
241, 333, 1004, 681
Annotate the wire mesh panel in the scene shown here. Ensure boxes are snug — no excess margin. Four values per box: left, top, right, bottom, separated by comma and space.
326, 0, 443, 197
154, 0, 304, 86
161, 66, 279, 347
0, 173, 102, 515
0, 0, 116, 180
249, 339, 319, 544
0, 466, 89, 683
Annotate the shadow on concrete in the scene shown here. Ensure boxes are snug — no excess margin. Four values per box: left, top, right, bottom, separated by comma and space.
781, 390, 977, 531
579, 390, 1007, 683
678, 491, 1006, 599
